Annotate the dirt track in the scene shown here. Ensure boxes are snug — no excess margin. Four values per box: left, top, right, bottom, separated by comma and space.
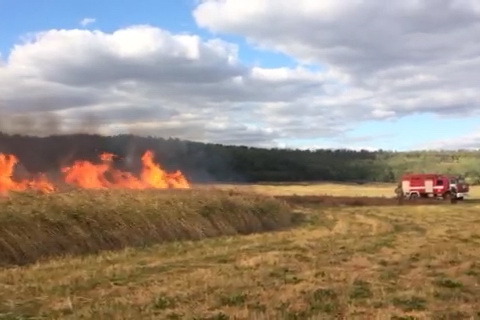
276, 195, 479, 207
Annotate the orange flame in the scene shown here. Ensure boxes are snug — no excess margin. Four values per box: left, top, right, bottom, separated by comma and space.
61, 159, 111, 189
27, 173, 56, 194
0, 153, 55, 194
0, 150, 190, 194
0, 154, 20, 194
141, 151, 190, 189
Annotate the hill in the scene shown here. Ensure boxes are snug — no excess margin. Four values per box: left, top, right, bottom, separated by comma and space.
1, 132, 479, 184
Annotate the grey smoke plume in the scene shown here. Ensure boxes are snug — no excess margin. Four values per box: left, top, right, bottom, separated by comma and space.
0, 111, 105, 136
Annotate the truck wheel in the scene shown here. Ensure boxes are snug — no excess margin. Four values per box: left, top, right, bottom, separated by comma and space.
444, 192, 458, 204
409, 193, 419, 200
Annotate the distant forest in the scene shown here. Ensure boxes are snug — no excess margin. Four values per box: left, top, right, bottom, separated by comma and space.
1, 132, 480, 184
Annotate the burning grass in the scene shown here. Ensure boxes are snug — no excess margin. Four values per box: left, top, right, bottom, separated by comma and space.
0, 150, 190, 195
0, 189, 293, 267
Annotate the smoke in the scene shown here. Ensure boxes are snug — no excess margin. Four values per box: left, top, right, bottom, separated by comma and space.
76, 113, 103, 135
0, 111, 6, 134
0, 111, 104, 136
40, 113, 63, 136
0, 112, 60, 136
0, 109, 248, 184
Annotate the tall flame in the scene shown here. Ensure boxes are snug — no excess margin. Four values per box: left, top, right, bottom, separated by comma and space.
0, 150, 190, 195
140, 150, 189, 189
0, 154, 55, 194
0, 154, 20, 194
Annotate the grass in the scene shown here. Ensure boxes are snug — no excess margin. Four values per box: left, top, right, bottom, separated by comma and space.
210, 181, 480, 198
207, 181, 397, 197
0, 188, 293, 267
0, 183, 479, 319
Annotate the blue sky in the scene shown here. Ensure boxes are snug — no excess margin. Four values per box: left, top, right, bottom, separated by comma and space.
0, 0, 296, 68
1, 0, 479, 151
280, 114, 479, 151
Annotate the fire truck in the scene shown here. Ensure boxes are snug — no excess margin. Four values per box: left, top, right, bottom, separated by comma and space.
394, 173, 469, 200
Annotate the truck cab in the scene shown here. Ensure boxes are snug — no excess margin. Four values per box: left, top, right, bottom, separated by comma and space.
448, 175, 469, 200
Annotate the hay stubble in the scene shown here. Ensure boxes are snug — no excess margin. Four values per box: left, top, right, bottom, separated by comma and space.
0, 183, 479, 319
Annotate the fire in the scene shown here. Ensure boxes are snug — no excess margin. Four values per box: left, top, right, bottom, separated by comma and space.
27, 173, 56, 194
0, 150, 190, 194
140, 150, 189, 189
62, 160, 111, 189
0, 154, 55, 194
0, 154, 21, 194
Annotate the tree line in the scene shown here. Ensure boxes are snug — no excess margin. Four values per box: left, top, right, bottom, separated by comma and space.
1, 132, 479, 184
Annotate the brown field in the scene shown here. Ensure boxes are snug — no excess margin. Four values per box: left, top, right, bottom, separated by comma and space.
201, 182, 398, 197
209, 181, 480, 198
0, 183, 479, 319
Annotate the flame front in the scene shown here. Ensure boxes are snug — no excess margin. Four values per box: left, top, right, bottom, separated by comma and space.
140, 151, 189, 189
0, 150, 190, 194
0, 154, 55, 194
0, 154, 21, 194
27, 173, 56, 193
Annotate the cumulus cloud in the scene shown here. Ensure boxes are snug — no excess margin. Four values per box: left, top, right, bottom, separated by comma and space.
0, 25, 349, 146
6, 0, 479, 149
419, 129, 480, 150
80, 17, 96, 27
194, 0, 480, 119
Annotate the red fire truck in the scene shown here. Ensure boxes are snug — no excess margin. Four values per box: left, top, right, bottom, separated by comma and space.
395, 173, 469, 200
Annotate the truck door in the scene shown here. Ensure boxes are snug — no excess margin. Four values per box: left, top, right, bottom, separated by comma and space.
435, 178, 445, 195
425, 179, 433, 193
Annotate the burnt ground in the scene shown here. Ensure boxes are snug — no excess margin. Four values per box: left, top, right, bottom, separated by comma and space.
276, 195, 480, 207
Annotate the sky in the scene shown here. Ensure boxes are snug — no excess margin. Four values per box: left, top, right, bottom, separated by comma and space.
1, 0, 480, 151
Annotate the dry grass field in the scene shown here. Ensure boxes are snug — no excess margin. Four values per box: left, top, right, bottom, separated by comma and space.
211, 181, 480, 198
202, 182, 397, 198
0, 183, 479, 319
0, 189, 292, 267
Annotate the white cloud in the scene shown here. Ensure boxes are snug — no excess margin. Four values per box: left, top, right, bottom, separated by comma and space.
5, 0, 480, 149
80, 17, 96, 27
0, 25, 351, 146
291, 143, 380, 152
418, 129, 480, 150
194, 0, 480, 119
